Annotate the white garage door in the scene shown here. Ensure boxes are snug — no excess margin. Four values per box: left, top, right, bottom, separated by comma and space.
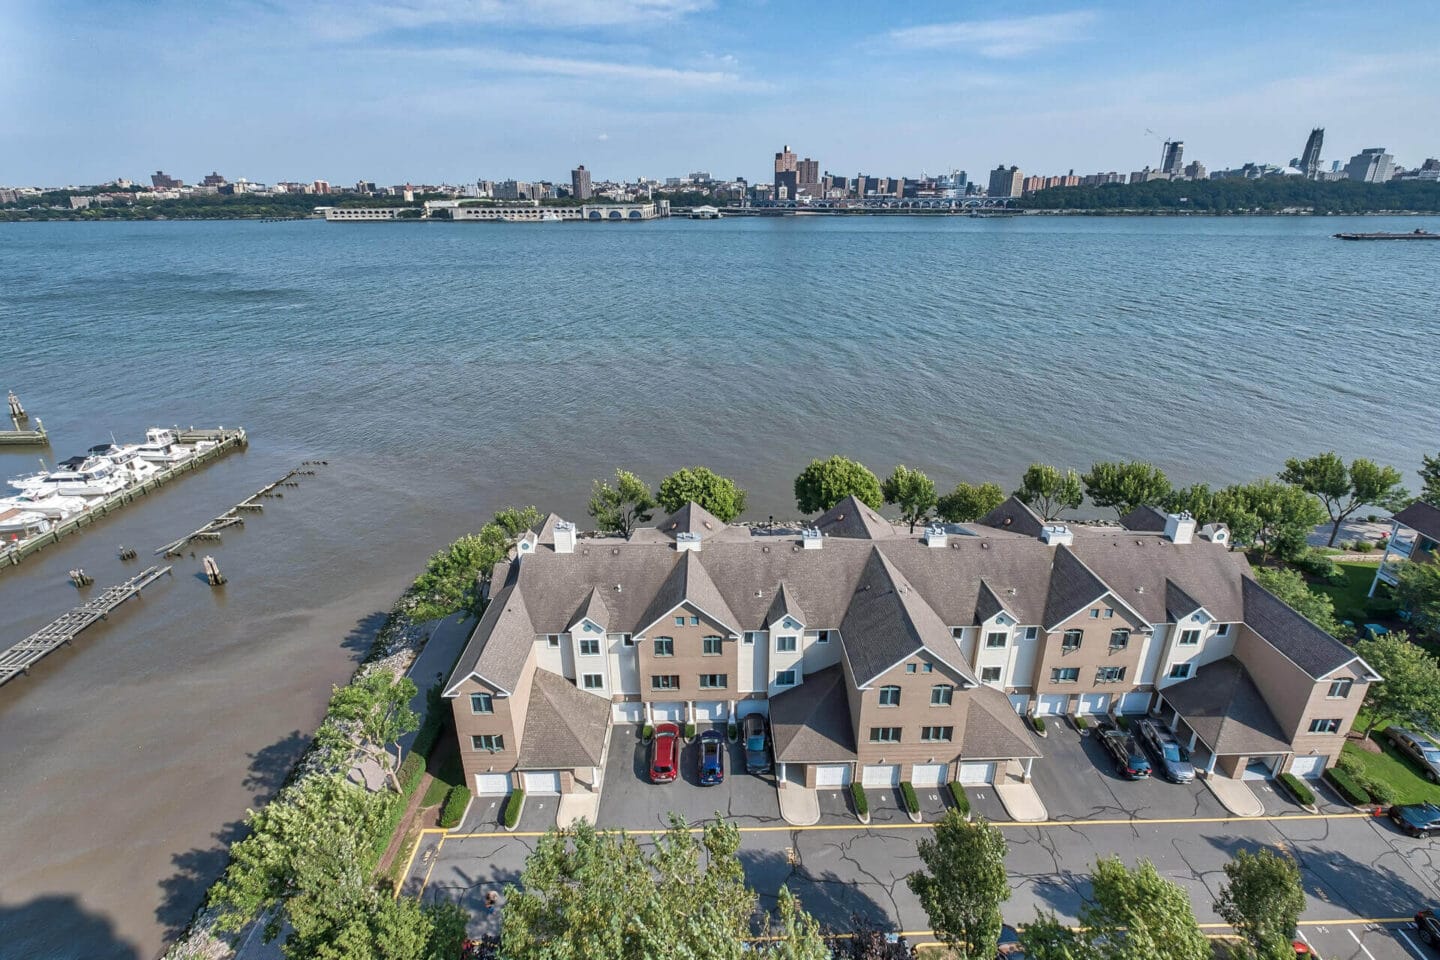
1119, 692, 1153, 715
693, 700, 728, 721
474, 773, 511, 795
1036, 694, 1068, 716
814, 764, 852, 787
649, 701, 685, 722
1289, 755, 1326, 778
522, 771, 562, 795
957, 762, 996, 785
911, 763, 947, 787
861, 764, 901, 787
1008, 694, 1029, 715
612, 702, 645, 723
1078, 693, 1111, 715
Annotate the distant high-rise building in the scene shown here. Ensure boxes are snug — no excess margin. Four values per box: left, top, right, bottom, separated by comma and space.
151, 170, 181, 189
1346, 147, 1395, 183
773, 144, 798, 200
987, 164, 1022, 198
571, 165, 593, 200
796, 157, 819, 189
1160, 141, 1184, 176
1183, 160, 1207, 181
201, 171, 226, 187
1300, 128, 1324, 180
312, 180, 331, 194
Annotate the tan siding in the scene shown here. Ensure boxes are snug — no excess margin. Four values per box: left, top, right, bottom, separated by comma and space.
638, 602, 739, 703
854, 654, 969, 766
1233, 626, 1314, 738
1290, 662, 1367, 765
1033, 598, 1147, 697
452, 649, 537, 786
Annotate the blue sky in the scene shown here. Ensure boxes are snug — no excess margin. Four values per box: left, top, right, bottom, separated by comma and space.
4, 0, 1437, 186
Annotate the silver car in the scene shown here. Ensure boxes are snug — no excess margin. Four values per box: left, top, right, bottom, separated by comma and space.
1388, 728, 1440, 782
1137, 719, 1196, 783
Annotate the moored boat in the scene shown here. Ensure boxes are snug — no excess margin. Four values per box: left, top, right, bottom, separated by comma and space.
1333, 228, 1439, 240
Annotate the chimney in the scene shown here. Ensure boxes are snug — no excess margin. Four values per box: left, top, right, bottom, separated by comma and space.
1164, 512, 1196, 545
801, 527, 823, 550
923, 524, 948, 548
1040, 524, 1074, 546
553, 520, 577, 554
676, 531, 702, 553
1199, 522, 1229, 546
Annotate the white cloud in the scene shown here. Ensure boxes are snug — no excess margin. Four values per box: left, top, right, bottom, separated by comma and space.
889, 10, 1097, 58
420, 47, 761, 89
305, 0, 710, 39
597, 132, 610, 141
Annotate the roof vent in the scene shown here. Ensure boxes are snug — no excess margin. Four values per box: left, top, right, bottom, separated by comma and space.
923, 524, 948, 548
801, 527, 823, 550
676, 531, 702, 553
553, 520, 577, 554
614, 583, 623, 593
1164, 512, 1196, 545
1040, 524, 1073, 546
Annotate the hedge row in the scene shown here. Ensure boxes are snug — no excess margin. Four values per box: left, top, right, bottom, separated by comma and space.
439, 786, 471, 828
503, 789, 526, 828
1031, 716, 1046, 734
1324, 767, 1370, 805
1278, 772, 1315, 807
850, 782, 868, 816
948, 781, 970, 815
900, 781, 919, 814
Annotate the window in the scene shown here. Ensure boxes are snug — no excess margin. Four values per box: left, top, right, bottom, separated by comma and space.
689, 616, 700, 626
546, 635, 560, 648
1089, 609, 1100, 619
1308, 718, 1342, 734
582, 673, 604, 690
980, 666, 1003, 683
775, 670, 797, 687
675, 615, 686, 625
653, 637, 674, 657
1051, 667, 1080, 683
878, 685, 901, 707
1327, 678, 1353, 699
921, 726, 954, 742
1103, 608, 1114, 619
1178, 628, 1201, 646
651, 674, 680, 690
579, 638, 600, 656
905, 663, 917, 674
1168, 663, 1193, 680
702, 635, 723, 656
817, 630, 831, 644
776, 635, 797, 652
869, 727, 902, 743
470, 693, 494, 714
744, 631, 760, 645
622, 634, 635, 646
1096, 666, 1127, 683
922, 663, 934, 673
1109, 629, 1130, 650
1215, 623, 1231, 637
1024, 626, 1038, 641
951, 627, 964, 639
472, 734, 504, 752
1062, 630, 1083, 651
699, 673, 728, 689
986, 631, 1007, 649
930, 684, 954, 706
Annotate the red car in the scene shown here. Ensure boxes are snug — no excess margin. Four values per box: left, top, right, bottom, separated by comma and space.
649, 722, 680, 783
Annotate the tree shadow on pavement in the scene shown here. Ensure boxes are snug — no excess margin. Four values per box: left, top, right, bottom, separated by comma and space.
739, 848, 892, 933
0, 894, 142, 960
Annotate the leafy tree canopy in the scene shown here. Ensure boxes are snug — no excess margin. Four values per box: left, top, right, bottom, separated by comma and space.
657, 466, 749, 522
1280, 453, 1408, 546
1214, 480, 1328, 563
1421, 452, 1440, 507
1252, 566, 1344, 638
907, 811, 1009, 959
1355, 631, 1440, 737
316, 669, 419, 791
1079, 857, 1211, 960
881, 465, 938, 533
1013, 463, 1083, 520
936, 482, 1006, 523
1081, 460, 1171, 519
1396, 560, 1440, 638
588, 469, 657, 537
1213, 847, 1306, 956
794, 456, 884, 514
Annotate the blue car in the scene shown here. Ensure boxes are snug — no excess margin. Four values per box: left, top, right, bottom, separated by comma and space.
743, 714, 772, 775
698, 729, 725, 786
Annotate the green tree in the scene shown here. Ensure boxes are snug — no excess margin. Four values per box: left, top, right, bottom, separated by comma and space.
881, 465, 938, 533
1395, 560, 1440, 636
1280, 453, 1407, 547
761, 887, 831, 959
1016, 911, 1084, 960
1013, 463, 1084, 520
1214, 847, 1306, 958
1252, 567, 1344, 637
587, 468, 657, 537
1079, 857, 1210, 960
936, 481, 1006, 522
1355, 631, 1440, 737
492, 505, 544, 538
1163, 483, 1217, 525
656, 466, 749, 521
318, 670, 419, 792
793, 455, 884, 514
907, 811, 1009, 959
409, 528, 510, 620
1217, 480, 1329, 563
1081, 460, 1172, 519
1420, 452, 1440, 507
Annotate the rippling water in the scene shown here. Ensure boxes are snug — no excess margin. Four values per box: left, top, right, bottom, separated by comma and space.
0, 215, 1436, 958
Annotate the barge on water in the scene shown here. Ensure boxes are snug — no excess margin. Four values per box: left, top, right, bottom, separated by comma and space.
1333, 229, 1440, 240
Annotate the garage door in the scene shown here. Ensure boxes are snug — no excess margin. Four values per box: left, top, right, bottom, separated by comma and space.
649, 702, 685, 722
612, 702, 645, 723
693, 700, 728, 721
1243, 758, 1276, 781
1289, 755, 1326, 778
861, 764, 901, 787
1119, 692, 1153, 715
1036, 694, 1068, 716
522, 771, 562, 795
1078, 693, 1111, 715
957, 762, 996, 785
814, 764, 852, 787
474, 773, 511, 795
911, 763, 947, 787
735, 700, 769, 718
1008, 694, 1029, 715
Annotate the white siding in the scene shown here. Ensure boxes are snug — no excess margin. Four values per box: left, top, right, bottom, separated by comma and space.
611, 633, 640, 695
954, 626, 977, 667
1010, 626, 1041, 690
1136, 623, 1168, 687
572, 621, 609, 696
802, 629, 841, 673
768, 616, 805, 697
1158, 613, 1234, 690
973, 617, 1013, 686
535, 636, 565, 677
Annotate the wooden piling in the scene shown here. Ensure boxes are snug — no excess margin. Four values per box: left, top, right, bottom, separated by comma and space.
202, 556, 226, 586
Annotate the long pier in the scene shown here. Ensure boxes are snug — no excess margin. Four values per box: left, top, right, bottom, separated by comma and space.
0, 427, 248, 571
155, 465, 307, 557
0, 565, 172, 686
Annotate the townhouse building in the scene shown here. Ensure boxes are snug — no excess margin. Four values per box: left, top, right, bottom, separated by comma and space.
1370, 500, 1440, 597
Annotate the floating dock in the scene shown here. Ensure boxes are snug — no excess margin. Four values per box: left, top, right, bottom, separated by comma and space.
0, 564, 171, 686
0, 427, 247, 571
0, 417, 48, 446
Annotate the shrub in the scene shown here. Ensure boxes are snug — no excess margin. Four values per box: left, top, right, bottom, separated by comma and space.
1324, 767, 1369, 805
1355, 540, 1376, 553
684, 722, 697, 740
900, 781, 919, 814
1116, 715, 1130, 731
850, 782, 868, 816
1361, 777, 1397, 805
1031, 716, 1046, 734
439, 785, 471, 828
947, 781, 971, 815
1074, 715, 1090, 730
502, 789, 525, 828
398, 751, 426, 793
1291, 548, 1342, 582
1278, 772, 1315, 806
641, 724, 654, 742
727, 722, 739, 741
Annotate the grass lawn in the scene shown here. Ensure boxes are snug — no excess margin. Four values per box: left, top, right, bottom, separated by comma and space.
1341, 732, 1440, 806
420, 749, 465, 807
1314, 561, 1396, 626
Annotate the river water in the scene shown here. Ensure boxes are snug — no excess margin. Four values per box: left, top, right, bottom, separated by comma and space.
0, 215, 1436, 958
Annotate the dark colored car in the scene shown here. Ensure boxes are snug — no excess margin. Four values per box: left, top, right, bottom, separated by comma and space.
649, 722, 680, 784
743, 714, 771, 774
1416, 907, 1440, 946
1390, 803, 1440, 838
1098, 723, 1152, 780
1389, 727, 1440, 782
1137, 719, 1196, 783
995, 924, 1026, 958
698, 729, 726, 785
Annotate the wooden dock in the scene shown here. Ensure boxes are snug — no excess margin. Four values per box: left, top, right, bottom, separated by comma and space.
0, 427, 247, 571
0, 417, 48, 446
0, 565, 172, 687
155, 465, 309, 557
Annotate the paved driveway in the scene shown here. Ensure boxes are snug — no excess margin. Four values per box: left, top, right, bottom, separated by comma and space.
595, 724, 782, 830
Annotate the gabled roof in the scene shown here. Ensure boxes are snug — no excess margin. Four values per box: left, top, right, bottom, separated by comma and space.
962, 684, 1042, 760
654, 501, 728, 541
530, 512, 565, 545
766, 581, 806, 627
974, 580, 1017, 625
840, 548, 974, 686
1042, 545, 1111, 629
814, 495, 894, 540
634, 550, 740, 636
567, 587, 608, 632
1165, 579, 1205, 622
515, 670, 611, 769
1241, 577, 1361, 679
1394, 501, 1440, 544
1119, 505, 1169, 533
1161, 657, 1290, 755
770, 665, 857, 762
1067, 535, 1249, 625
447, 576, 536, 695
978, 495, 1046, 538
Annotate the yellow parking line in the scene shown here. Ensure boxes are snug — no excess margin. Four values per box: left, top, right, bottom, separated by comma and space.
418, 835, 446, 897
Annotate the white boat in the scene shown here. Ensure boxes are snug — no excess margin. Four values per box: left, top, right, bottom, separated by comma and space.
88, 443, 161, 484
135, 428, 193, 464
0, 507, 51, 539
0, 489, 90, 519
9, 459, 128, 497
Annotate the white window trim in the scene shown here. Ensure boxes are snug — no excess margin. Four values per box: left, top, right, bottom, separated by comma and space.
775, 670, 797, 687
582, 673, 604, 690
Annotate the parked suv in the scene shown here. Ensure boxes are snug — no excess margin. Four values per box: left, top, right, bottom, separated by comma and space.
698, 729, 725, 785
743, 714, 772, 774
649, 722, 680, 784
1137, 719, 1196, 783
1389, 728, 1440, 783
1097, 720, 1152, 780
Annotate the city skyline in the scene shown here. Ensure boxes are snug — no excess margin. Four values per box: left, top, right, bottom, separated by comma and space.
3, 0, 1439, 186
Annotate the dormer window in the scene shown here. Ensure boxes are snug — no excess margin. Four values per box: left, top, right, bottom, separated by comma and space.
985, 631, 1007, 649
776, 635, 797, 652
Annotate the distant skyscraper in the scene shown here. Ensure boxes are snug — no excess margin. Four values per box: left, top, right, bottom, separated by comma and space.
796, 157, 819, 190
1160, 141, 1184, 176
1300, 128, 1324, 180
1346, 147, 1395, 184
150, 170, 181, 189
571, 164, 593, 200
987, 164, 1022, 198
773, 144, 798, 199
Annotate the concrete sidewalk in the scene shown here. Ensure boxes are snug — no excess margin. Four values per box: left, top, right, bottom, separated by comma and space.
778, 782, 821, 825
994, 760, 1048, 822
1204, 774, 1265, 817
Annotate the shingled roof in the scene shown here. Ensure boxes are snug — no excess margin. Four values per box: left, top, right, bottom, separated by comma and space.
1042, 545, 1109, 629
1119, 505, 1169, 533
1165, 579, 1204, 622
515, 670, 611, 769
815, 495, 895, 540
1394, 501, 1440, 544
840, 548, 974, 686
974, 580, 1017, 625
766, 581, 807, 626
1161, 657, 1290, 756
978, 495, 1046, 538
962, 684, 1042, 760
454, 579, 536, 694
770, 665, 857, 761
654, 501, 729, 540
567, 587, 609, 632
635, 550, 741, 636
1241, 577, 1360, 679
